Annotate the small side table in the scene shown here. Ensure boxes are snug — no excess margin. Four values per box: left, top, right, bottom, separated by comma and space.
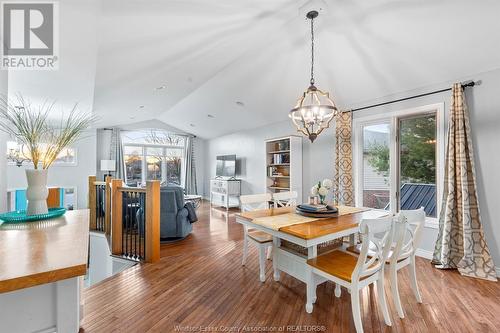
184, 195, 202, 209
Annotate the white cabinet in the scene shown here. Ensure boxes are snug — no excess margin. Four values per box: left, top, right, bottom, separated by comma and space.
210, 179, 241, 210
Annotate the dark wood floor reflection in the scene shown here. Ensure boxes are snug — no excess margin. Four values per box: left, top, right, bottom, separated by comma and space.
81, 201, 500, 332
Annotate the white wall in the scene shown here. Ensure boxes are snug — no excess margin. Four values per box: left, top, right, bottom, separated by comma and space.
6, 131, 97, 210
204, 121, 335, 200
2, 0, 100, 212
205, 67, 500, 264
0, 70, 7, 212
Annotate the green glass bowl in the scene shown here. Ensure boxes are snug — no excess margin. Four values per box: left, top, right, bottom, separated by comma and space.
0, 207, 67, 223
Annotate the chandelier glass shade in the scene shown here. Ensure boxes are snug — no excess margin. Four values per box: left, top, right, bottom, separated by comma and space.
289, 10, 339, 143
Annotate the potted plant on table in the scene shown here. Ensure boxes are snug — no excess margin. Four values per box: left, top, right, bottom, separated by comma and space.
311, 178, 334, 205
0, 95, 95, 215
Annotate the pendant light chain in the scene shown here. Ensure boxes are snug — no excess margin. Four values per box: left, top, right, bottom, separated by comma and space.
289, 10, 338, 143
310, 16, 315, 86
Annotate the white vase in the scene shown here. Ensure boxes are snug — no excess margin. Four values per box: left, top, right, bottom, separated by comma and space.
26, 169, 49, 215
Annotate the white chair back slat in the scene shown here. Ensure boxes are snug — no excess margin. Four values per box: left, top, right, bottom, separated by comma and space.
354, 215, 395, 281
393, 208, 426, 261
240, 193, 272, 212
272, 191, 298, 207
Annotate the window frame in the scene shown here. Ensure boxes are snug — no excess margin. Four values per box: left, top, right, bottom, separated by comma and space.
353, 103, 445, 228
124, 142, 185, 187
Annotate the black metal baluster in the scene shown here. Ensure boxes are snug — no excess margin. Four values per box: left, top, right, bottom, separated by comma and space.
95, 185, 99, 230
101, 185, 105, 231
121, 192, 125, 257
126, 192, 131, 258
98, 185, 101, 231
128, 192, 132, 258
136, 191, 139, 260
101, 186, 103, 230
133, 191, 137, 260
142, 194, 146, 260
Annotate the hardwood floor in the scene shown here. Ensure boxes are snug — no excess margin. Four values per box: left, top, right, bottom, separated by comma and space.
81, 201, 500, 332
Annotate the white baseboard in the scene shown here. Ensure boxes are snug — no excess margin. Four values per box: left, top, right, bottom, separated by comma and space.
415, 248, 433, 260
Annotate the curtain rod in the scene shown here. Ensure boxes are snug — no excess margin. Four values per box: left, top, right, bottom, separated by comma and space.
101, 127, 196, 138
349, 80, 478, 113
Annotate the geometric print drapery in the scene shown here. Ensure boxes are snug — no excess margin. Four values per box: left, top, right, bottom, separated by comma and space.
432, 83, 497, 281
333, 111, 354, 206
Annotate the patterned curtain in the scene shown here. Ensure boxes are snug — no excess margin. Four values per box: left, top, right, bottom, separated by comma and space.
110, 128, 125, 181
432, 83, 497, 281
334, 111, 354, 206
184, 136, 197, 195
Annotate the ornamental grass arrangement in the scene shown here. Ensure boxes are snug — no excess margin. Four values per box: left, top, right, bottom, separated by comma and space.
0, 94, 96, 215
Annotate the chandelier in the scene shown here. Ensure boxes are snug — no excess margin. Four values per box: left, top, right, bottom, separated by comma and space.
8, 142, 28, 167
289, 10, 339, 143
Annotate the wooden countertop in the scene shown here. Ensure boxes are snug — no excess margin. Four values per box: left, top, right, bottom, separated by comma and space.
0, 209, 89, 293
237, 206, 388, 240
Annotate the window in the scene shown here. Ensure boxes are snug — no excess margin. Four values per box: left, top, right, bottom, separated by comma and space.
146, 147, 162, 181
354, 104, 444, 224
6, 141, 77, 166
122, 130, 186, 187
124, 146, 143, 185
166, 148, 183, 186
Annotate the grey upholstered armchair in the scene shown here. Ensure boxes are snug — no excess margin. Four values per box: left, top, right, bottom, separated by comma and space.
158, 186, 192, 239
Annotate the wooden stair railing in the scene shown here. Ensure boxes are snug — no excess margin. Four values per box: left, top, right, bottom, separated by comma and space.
111, 179, 160, 263
89, 176, 160, 263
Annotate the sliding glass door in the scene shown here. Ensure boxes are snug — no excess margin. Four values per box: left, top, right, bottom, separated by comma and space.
355, 104, 443, 222
360, 122, 391, 210
397, 113, 437, 217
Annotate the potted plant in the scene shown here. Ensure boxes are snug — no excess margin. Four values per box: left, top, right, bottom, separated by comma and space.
311, 178, 334, 205
0, 95, 95, 215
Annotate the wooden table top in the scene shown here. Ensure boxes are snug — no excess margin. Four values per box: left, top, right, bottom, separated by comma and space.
237, 206, 388, 240
0, 209, 89, 293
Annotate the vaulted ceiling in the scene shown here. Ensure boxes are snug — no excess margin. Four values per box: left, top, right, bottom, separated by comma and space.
8, 0, 500, 138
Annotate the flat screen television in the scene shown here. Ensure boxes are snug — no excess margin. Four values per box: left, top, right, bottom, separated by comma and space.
216, 155, 236, 178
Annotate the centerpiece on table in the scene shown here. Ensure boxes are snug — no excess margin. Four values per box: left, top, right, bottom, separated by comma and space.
295, 178, 338, 218
0, 95, 95, 216
311, 178, 333, 205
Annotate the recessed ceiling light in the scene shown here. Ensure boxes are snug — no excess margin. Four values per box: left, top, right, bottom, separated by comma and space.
190, 123, 195, 127
207, 114, 215, 118
236, 101, 245, 107
155, 85, 166, 90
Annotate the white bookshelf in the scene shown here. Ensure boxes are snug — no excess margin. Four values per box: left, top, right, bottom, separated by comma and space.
265, 136, 302, 203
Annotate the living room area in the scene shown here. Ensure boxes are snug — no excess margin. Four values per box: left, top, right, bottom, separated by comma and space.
1, 1, 500, 332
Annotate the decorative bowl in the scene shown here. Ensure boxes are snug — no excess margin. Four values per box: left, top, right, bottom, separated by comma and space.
0, 207, 67, 223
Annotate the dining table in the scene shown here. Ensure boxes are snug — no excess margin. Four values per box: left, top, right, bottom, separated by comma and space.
235, 205, 388, 310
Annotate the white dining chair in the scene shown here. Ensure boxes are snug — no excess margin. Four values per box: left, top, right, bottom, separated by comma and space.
272, 191, 298, 207
388, 208, 425, 318
346, 208, 425, 319
240, 193, 273, 282
306, 215, 398, 333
